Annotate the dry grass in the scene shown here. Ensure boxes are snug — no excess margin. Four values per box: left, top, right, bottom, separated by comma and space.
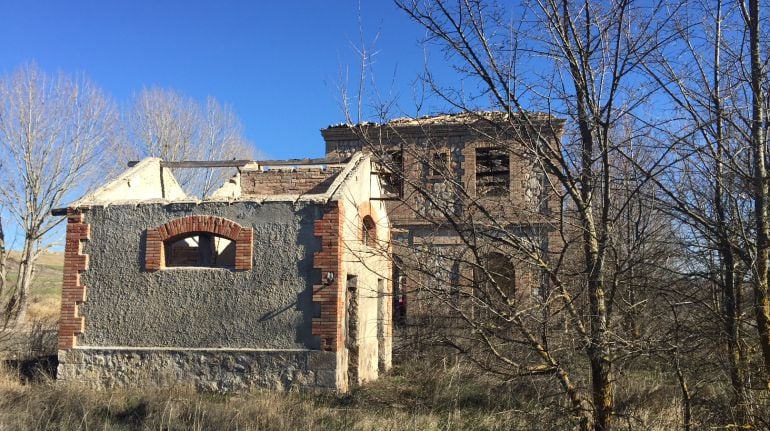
0, 357, 702, 431
0, 251, 62, 359
0, 362, 528, 431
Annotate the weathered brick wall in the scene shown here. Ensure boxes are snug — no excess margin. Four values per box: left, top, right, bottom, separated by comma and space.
242, 167, 342, 195
322, 122, 562, 322
323, 128, 560, 227
59, 209, 90, 350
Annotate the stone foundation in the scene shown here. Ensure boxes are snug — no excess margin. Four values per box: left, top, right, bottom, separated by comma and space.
58, 348, 339, 392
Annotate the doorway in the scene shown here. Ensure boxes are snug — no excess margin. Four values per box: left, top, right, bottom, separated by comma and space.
346, 275, 359, 387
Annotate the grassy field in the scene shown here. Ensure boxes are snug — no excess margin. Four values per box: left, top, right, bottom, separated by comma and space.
4, 251, 64, 323
0, 357, 689, 431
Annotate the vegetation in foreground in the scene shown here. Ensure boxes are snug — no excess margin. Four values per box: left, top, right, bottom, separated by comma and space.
0, 357, 697, 431
0, 242, 765, 430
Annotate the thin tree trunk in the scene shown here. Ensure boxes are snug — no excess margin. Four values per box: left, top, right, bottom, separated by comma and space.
671, 305, 691, 431
712, 2, 750, 420
8, 237, 36, 324
588, 270, 613, 431
747, 0, 770, 390
0, 217, 6, 302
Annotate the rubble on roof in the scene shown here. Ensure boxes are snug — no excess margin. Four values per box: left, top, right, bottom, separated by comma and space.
324, 110, 562, 129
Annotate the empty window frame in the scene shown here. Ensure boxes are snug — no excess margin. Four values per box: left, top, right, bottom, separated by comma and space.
475, 147, 510, 197
473, 252, 516, 309
422, 150, 450, 178
430, 151, 449, 176
362, 216, 377, 247
164, 233, 236, 268
383, 150, 404, 197
483, 253, 516, 297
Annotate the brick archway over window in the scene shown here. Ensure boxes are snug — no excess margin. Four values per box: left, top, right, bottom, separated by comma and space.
145, 215, 253, 271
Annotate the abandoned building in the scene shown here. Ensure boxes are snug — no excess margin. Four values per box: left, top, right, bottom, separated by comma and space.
321, 112, 565, 322
55, 153, 392, 392
55, 110, 564, 391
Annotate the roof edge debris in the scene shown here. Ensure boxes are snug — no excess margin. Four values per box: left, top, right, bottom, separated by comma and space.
51, 154, 367, 216
322, 110, 565, 130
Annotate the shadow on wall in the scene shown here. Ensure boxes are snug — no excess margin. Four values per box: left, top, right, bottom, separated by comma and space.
296, 206, 322, 350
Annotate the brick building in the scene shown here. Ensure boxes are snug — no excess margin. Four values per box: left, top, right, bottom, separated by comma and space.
55, 153, 392, 392
321, 112, 565, 322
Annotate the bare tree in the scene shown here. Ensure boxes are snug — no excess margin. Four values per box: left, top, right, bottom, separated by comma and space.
328, 1, 683, 429
739, 0, 770, 391
126, 88, 256, 198
0, 210, 8, 306
382, 2, 685, 430
638, 0, 765, 423
0, 64, 118, 324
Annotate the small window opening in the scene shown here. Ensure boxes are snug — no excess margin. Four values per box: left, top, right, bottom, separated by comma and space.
431, 152, 449, 176
488, 254, 516, 297
383, 150, 403, 197
164, 233, 235, 268
422, 151, 449, 178
475, 253, 516, 299
362, 216, 377, 247
476, 147, 510, 197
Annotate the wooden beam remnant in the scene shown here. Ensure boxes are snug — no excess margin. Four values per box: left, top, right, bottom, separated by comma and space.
256, 157, 349, 166
127, 160, 253, 168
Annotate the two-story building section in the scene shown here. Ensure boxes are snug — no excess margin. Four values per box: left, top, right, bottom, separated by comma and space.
321, 112, 565, 324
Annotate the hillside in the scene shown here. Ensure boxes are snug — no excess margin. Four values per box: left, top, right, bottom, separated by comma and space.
4, 251, 64, 322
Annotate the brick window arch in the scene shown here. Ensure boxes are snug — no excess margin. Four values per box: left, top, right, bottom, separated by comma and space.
145, 216, 253, 271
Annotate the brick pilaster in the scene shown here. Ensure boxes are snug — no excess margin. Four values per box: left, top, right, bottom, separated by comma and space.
312, 201, 344, 351
58, 208, 90, 350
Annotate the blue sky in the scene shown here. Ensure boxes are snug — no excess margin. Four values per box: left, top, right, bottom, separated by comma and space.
0, 0, 438, 159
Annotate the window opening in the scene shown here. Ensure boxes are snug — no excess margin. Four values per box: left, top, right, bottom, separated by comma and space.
474, 253, 516, 303
393, 263, 407, 326
476, 147, 510, 197
430, 151, 449, 176
164, 233, 235, 268
422, 151, 449, 177
362, 216, 377, 247
383, 150, 403, 197
487, 253, 516, 297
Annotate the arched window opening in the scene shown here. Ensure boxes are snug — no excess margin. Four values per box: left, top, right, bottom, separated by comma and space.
476, 252, 516, 298
362, 216, 377, 247
164, 233, 235, 268
145, 215, 252, 271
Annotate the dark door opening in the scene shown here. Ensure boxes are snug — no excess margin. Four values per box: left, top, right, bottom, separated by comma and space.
346, 275, 359, 388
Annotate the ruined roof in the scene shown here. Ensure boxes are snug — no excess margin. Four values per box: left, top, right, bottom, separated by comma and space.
324, 110, 564, 130
53, 153, 369, 213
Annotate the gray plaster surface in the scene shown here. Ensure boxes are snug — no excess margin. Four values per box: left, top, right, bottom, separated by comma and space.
79, 201, 322, 350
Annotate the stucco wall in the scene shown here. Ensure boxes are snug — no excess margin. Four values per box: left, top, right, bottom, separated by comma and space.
334, 159, 393, 385
78, 201, 322, 350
